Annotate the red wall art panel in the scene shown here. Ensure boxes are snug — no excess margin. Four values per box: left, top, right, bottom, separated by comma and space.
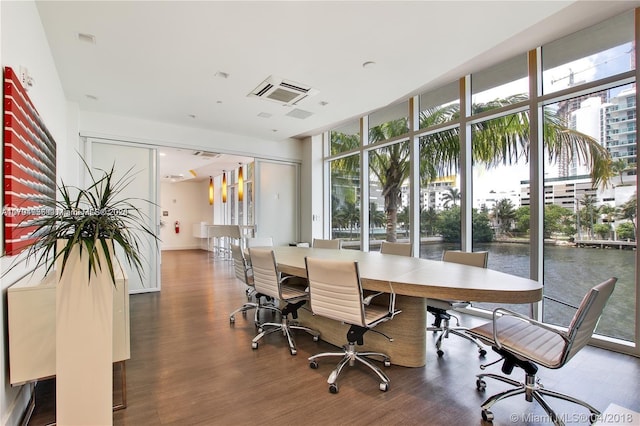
3, 66, 57, 255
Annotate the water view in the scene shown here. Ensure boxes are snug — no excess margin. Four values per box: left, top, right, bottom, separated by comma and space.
419, 242, 635, 342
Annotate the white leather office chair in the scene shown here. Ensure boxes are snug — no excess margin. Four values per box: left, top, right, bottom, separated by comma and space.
305, 256, 401, 393
427, 250, 489, 357
249, 248, 319, 355
228, 244, 279, 324
312, 238, 342, 249
380, 241, 412, 256
468, 277, 616, 425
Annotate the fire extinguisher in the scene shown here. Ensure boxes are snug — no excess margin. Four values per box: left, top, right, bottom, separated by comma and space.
174, 221, 180, 234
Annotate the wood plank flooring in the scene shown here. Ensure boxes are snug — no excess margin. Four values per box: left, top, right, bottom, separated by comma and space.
27, 249, 640, 425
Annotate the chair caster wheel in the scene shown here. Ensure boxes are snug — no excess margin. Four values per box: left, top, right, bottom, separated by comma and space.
313, 335, 319, 342
229, 316, 235, 323
476, 379, 486, 392
309, 360, 318, 369
437, 349, 444, 357
329, 383, 339, 394
379, 382, 389, 392
384, 359, 391, 367
251, 342, 258, 350
290, 348, 297, 355
479, 348, 487, 357
258, 327, 264, 333
481, 409, 494, 422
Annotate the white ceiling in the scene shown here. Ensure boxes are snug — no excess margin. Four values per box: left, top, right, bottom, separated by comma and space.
34, 1, 640, 181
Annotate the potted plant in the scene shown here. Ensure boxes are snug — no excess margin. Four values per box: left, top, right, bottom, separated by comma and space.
8, 158, 158, 425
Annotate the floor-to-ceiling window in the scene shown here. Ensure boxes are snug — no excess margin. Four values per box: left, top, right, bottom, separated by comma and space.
323, 9, 638, 352
540, 11, 637, 342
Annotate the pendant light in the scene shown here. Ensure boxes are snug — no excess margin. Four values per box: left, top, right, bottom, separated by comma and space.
222, 171, 227, 203
208, 177, 214, 205
238, 164, 244, 202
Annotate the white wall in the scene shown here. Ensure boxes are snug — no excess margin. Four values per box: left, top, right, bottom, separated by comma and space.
1, 2, 72, 425
79, 111, 303, 164
160, 180, 212, 250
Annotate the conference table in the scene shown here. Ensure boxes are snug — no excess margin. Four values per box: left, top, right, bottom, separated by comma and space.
269, 246, 542, 368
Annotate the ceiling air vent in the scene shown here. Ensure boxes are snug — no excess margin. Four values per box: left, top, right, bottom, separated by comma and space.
249, 75, 318, 105
192, 151, 221, 158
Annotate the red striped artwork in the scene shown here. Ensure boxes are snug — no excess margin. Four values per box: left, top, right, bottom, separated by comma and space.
3, 66, 57, 255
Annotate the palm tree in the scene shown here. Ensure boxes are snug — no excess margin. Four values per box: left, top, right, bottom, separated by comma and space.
493, 198, 517, 236
617, 192, 637, 234
334, 200, 360, 240
579, 194, 599, 239
335, 94, 611, 243
369, 202, 386, 238
610, 159, 628, 186
442, 187, 461, 209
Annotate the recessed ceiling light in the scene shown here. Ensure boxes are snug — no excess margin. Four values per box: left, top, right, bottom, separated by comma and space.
257, 112, 272, 118
272, 129, 278, 132
216, 100, 223, 104
78, 33, 96, 44
319, 101, 329, 106
214, 71, 229, 79
188, 114, 196, 119
85, 94, 98, 100
362, 61, 376, 69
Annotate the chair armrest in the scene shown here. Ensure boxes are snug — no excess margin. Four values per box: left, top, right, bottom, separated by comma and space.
491, 308, 569, 350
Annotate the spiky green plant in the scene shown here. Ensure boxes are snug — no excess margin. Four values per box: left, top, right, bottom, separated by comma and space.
11, 159, 158, 286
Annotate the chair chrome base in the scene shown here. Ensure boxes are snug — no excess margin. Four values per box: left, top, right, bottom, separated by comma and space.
229, 292, 280, 325
427, 307, 487, 357
251, 312, 319, 355
308, 342, 391, 394
476, 372, 601, 426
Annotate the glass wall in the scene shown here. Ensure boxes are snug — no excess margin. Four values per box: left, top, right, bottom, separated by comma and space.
368, 141, 410, 251
324, 9, 638, 349
330, 154, 360, 249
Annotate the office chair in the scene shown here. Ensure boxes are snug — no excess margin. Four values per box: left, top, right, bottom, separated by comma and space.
427, 250, 489, 357
249, 248, 320, 355
380, 241, 412, 256
228, 244, 279, 324
467, 277, 616, 425
305, 256, 401, 393
312, 238, 342, 249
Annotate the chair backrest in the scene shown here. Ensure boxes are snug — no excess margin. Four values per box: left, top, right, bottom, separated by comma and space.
312, 238, 342, 249
230, 243, 251, 284
442, 250, 488, 268
380, 241, 412, 257
248, 248, 281, 299
245, 237, 273, 249
305, 257, 365, 327
564, 277, 616, 363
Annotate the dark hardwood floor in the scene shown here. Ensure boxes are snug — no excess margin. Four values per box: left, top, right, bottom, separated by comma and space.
27, 249, 640, 425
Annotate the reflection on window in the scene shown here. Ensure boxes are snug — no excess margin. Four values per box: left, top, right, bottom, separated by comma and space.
368, 141, 410, 250
331, 155, 360, 249
330, 119, 360, 155
369, 102, 409, 142
542, 10, 634, 94
419, 81, 460, 130
543, 85, 637, 342
418, 130, 461, 258
472, 54, 529, 109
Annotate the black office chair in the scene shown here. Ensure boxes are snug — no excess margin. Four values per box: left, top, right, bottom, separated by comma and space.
467, 277, 616, 425
305, 256, 401, 393
249, 248, 320, 355
427, 250, 489, 357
